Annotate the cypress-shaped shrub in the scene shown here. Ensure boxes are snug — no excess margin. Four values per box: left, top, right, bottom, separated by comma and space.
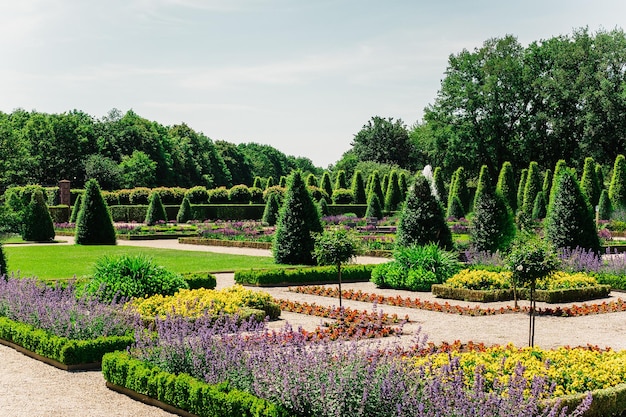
265, 176, 274, 189
496, 161, 516, 211
262, 192, 281, 226
228, 184, 252, 203
532, 191, 547, 220
75, 179, 117, 245
545, 168, 600, 254
473, 165, 491, 211
398, 171, 409, 202
273, 171, 322, 265
350, 170, 366, 204
21, 189, 55, 242
69, 193, 83, 223
252, 176, 263, 189
144, 192, 167, 226
516, 168, 528, 213
0, 243, 6, 276
522, 161, 541, 217
331, 188, 353, 204
396, 175, 453, 250
320, 171, 333, 199
596, 163, 605, 190
365, 193, 383, 219
185, 186, 209, 204
548, 159, 568, 208
432, 167, 446, 206
381, 174, 389, 198
318, 197, 330, 217
447, 195, 465, 219
580, 157, 601, 207
306, 173, 318, 187
334, 170, 347, 190
176, 196, 193, 223
367, 171, 385, 209
598, 189, 611, 220
470, 177, 516, 253
278, 175, 287, 187
609, 154, 626, 212
384, 170, 402, 211
542, 169, 552, 199
448, 166, 469, 214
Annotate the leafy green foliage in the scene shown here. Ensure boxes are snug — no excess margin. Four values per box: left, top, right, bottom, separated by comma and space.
235, 264, 373, 286
470, 177, 516, 253
447, 166, 469, 215
228, 184, 252, 203
262, 192, 281, 226
350, 170, 366, 204
367, 170, 385, 208
531, 191, 547, 220
542, 169, 552, 199
432, 166, 446, 206
398, 171, 409, 202
306, 173, 318, 187
252, 176, 262, 189
69, 194, 83, 223
364, 193, 383, 219
384, 170, 402, 211
333, 170, 347, 190
397, 175, 453, 250
21, 189, 55, 242
208, 187, 229, 203
144, 192, 167, 226
313, 228, 361, 267
549, 160, 568, 208
129, 187, 150, 204
119, 150, 157, 188
522, 161, 541, 217
609, 154, 626, 212
596, 163, 605, 190
320, 171, 333, 198
473, 165, 491, 211
506, 234, 560, 285
351, 116, 416, 169
496, 161, 517, 211
318, 197, 330, 216
545, 169, 600, 253
580, 157, 601, 207
273, 171, 322, 265
447, 196, 465, 219
83, 255, 189, 303
516, 168, 528, 214
598, 189, 611, 220
265, 176, 274, 189
0, 243, 7, 276
176, 196, 193, 224
75, 179, 117, 245
331, 188, 353, 204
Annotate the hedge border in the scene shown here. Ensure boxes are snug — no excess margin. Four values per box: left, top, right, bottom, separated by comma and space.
234, 264, 375, 287
179, 237, 272, 249
102, 351, 294, 417
431, 285, 612, 304
431, 285, 514, 302
0, 316, 134, 369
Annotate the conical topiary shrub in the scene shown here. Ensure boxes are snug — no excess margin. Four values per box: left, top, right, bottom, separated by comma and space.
351, 170, 367, 204
384, 170, 402, 212
396, 175, 453, 250
22, 189, 55, 242
367, 171, 385, 211
145, 192, 168, 226
598, 189, 611, 221
365, 193, 383, 220
69, 193, 83, 223
470, 176, 516, 253
432, 167, 446, 206
318, 197, 330, 217
262, 192, 281, 226
273, 171, 322, 265
532, 191, 547, 220
0, 243, 6, 276
320, 171, 333, 199
609, 154, 626, 213
522, 161, 541, 217
580, 157, 601, 207
176, 195, 193, 223
75, 179, 117, 245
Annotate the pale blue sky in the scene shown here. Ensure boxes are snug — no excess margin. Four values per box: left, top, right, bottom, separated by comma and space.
2, 0, 626, 168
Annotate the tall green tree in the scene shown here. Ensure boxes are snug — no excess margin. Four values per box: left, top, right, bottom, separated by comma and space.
215, 140, 254, 186
351, 116, 416, 169
609, 154, 626, 212
432, 167, 447, 206
496, 161, 516, 211
273, 171, 322, 265
384, 170, 402, 212
580, 157, 601, 207
350, 170, 367, 204
119, 150, 157, 188
320, 171, 333, 199
522, 161, 542, 217
75, 179, 117, 245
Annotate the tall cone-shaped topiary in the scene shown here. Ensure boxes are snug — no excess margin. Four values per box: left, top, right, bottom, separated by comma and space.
470, 169, 516, 253
0, 242, 6, 276
542, 169, 552, 200
398, 171, 409, 202
365, 193, 383, 219
548, 159, 568, 208
596, 163, 605, 190
176, 195, 193, 223
496, 161, 516, 211
580, 157, 601, 207
262, 191, 281, 226
351, 170, 366, 204
334, 170, 347, 190
273, 171, 322, 265
384, 170, 402, 211
598, 189, 611, 220
522, 161, 541, 217
320, 171, 333, 199
447, 166, 469, 216
516, 168, 528, 214
367, 171, 385, 210
609, 154, 626, 212
396, 175, 453, 250
75, 179, 117, 245
432, 167, 446, 206
22, 189, 55, 242
545, 168, 600, 254
306, 173, 318, 187
69, 193, 83, 223
473, 165, 491, 211
145, 192, 167, 226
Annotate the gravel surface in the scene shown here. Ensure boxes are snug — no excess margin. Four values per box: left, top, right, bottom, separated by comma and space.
2, 237, 626, 416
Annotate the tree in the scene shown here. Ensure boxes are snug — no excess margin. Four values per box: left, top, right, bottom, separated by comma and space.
75, 179, 117, 245
473, 165, 491, 211
119, 150, 157, 188
320, 171, 333, 199
496, 161, 517, 211
84, 154, 121, 190
273, 171, 322, 265
470, 172, 516, 253
313, 228, 361, 308
367, 171, 385, 209
516, 168, 528, 214
365, 193, 383, 219
398, 171, 409, 202
145, 192, 167, 226
609, 154, 626, 212
522, 161, 542, 217
215, 140, 254, 186
350, 170, 366, 204
548, 159, 568, 209
21, 189, 55, 242
447, 167, 468, 218
432, 167, 446, 206
176, 195, 193, 224
351, 116, 416, 169
396, 175, 453, 250
384, 170, 402, 212
545, 168, 600, 253
580, 157, 601, 207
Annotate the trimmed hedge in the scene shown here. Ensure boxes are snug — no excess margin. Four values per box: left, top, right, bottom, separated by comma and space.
431, 284, 611, 304
49, 205, 71, 223
102, 351, 294, 417
431, 284, 514, 302
234, 264, 375, 286
182, 272, 218, 290
556, 383, 626, 417
0, 316, 133, 366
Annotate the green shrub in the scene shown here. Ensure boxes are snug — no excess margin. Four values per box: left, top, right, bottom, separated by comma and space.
69, 194, 83, 223
249, 186, 264, 203
542, 169, 553, 200
265, 176, 274, 189
548, 159, 568, 208
262, 192, 281, 226
252, 176, 263, 189
129, 187, 151, 205
384, 170, 402, 211
306, 186, 329, 202
609, 154, 626, 212
318, 197, 330, 216
109, 205, 148, 223
320, 171, 333, 198
531, 191, 547, 219
117, 189, 132, 205
448, 166, 470, 214
432, 167, 446, 206
181, 272, 217, 290
306, 173, 318, 187
185, 186, 209, 204
447, 195, 465, 219
278, 176, 287, 187
21, 189, 55, 242
331, 188, 353, 204
229, 184, 252, 203
365, 193, 383, 219
334, 170, 348, 190
580, 157, 601, 207
209, 187, 229, 203
522, 161, 542, 217
596, 163, 606, 189
176, 196, 193, 224
516, 168, 528, 213
397, 175, 453, 250
101, 190, 120, 206
398, 171, 409, 202
263, 186, 285, 203
48, 205, 70, 223
0, 243, 6, 276
273, 171, 322, 265
351, 170, 367, 204
83, 255, 189, 302
598, 189, 611, 220
153, 187, 186, 205
235, 264, 374, 286
145, 192, 168, 226
367, 171, 385, 209
472, 165, 490, 211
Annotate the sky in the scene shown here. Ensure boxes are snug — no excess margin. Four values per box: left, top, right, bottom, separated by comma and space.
2, 1, 626, 169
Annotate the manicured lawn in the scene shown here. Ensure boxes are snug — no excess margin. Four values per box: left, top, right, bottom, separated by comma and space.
4, 244, 284, 280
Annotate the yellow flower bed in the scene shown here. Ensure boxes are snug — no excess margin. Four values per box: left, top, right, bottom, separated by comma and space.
444, 269, 512, 290
128, 285, 277, 319
536, 271, 599, 290
412, 344, 626, 397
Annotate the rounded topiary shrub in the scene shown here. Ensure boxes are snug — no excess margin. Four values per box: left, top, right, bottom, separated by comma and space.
176, 196, 193, 223
75, 179, 117, 245
145, 192, 167, 226
117, 189, 132, 205
185, 186, 209, 204
208, 187, 229, 203
331, 188, 353, 204
83, 255, 189, 303
249, 186, 264, 203
154, 187, 186, 205
129, 187, 151, 205
21, 189, 55, 242
228, 184, 252, 203
307, 186, 329, 202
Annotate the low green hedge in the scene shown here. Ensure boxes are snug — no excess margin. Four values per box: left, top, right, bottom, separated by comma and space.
102, 351, 294, 417
49, 205, 70, 223
595, 272, 626, 291
555, 383, 626, 417
0, 316, 133, 366
431, 284, 611, 304
182, 272, 218, 290
431, 285, 514, 302
234, 264, 375, 286
109, 205, 149, 222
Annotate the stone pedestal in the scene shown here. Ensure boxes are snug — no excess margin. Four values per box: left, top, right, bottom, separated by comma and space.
59, 180, 71, 206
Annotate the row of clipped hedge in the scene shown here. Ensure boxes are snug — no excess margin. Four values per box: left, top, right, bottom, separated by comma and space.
234, 264, 375, 287
0, 316, 133, 368
102, 351, 293, 417
431, 284, 612, 304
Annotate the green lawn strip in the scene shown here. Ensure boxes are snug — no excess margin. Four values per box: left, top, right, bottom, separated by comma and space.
4, 245, 283, 280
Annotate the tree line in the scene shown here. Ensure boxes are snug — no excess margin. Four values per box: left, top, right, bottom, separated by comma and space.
0, 108, 320, 191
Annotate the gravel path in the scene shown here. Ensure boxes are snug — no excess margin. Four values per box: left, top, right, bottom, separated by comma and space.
2, 237, 626, 415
